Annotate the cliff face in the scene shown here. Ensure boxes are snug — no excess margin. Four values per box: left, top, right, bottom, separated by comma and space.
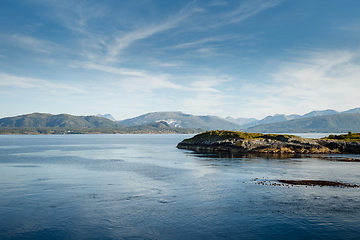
177, 132, 360, 154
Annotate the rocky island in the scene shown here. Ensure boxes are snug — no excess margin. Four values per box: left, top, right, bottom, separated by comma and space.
177, 130, 360, 154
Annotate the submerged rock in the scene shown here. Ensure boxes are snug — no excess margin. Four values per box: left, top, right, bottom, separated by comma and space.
277, 180, 359, 188
252, 179, 359, 188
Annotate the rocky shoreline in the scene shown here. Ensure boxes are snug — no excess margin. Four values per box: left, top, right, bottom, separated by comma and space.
176, 131, 360, 154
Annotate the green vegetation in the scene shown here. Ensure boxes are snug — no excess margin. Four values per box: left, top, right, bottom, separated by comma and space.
0, 113, 202, 134
324, 132, 360, 142
0, 113, 123, 128
183, 130, 299, 142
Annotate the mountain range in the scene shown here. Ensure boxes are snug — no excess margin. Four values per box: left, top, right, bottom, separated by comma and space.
227, 109, 359, 128
0, 113, 201, 134
247, 113, 360, 133
0, 113, 124, 128
117, 111, 242, 130
1, 107, 360, 133
113, 108, 360, 133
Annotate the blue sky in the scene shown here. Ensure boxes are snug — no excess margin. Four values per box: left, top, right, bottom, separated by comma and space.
1, 0, 360, 120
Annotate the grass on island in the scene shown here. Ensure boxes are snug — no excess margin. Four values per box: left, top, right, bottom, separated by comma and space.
183, 130, 300, 142
184, 130, 360, 143
323, 132, 360, 142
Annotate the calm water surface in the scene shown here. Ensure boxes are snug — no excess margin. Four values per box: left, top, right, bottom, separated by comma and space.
0, 134, 360, 239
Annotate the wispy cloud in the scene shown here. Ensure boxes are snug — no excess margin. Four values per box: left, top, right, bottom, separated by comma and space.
191, 79, 223, 93
169, 35, 253, 50
181, 91, 228, 116
227, 0, 284, 24
38, 0, 106, 33
83, 64, 184, 91
82, 63, 231, 95
105, 25, 175, 63
170, 37, 227, 49
209, 1, 227, 7
242, 49, 360, 115
42, 2, 205, 64
8, 34, 60, 54
0, 72, 86, 93
103, 7, 201, 62
153, 61, 185, 67
271, 49, 358, 92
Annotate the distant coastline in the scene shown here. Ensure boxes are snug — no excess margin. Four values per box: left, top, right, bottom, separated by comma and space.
0, 127, 201, 135
1, 110, 360, 134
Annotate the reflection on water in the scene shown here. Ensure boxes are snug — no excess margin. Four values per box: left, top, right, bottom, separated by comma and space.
189, 150, 360, 162
0, 134, 360, 240
188, 150, 313, 159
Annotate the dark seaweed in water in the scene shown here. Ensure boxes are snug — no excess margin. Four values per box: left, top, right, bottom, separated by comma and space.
278, 180, 359, 188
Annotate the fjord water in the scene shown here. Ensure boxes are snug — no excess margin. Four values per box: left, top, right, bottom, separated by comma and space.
1, 134, 360, 240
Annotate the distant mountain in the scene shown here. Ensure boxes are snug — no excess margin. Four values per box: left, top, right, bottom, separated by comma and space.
239, 114, 300, 128
118, 111, 242, 130
301, 109, 338, 118
0, 113, 124, 128
246, 113, 360, 133
225, 116, 258, 125
125, 121, 202, 134
242, 109, 341, 128
96, 114, 116, 121
257, 114, 289, 125
342, 107, 360, 114
284, 114, 302, 120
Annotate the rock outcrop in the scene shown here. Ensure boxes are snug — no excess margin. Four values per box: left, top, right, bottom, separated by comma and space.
176, 131, 360, 154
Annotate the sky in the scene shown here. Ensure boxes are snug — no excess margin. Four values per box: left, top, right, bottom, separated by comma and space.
1, 0, 360, 120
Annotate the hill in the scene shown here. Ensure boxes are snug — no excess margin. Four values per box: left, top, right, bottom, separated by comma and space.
118, 111, 242, 130
246, 113, 360, 133
0, 113, 124, 128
